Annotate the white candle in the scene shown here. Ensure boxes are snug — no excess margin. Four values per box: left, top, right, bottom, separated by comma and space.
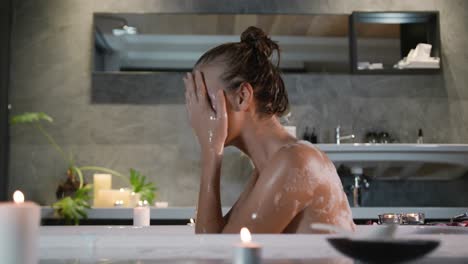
234, 227, 261, 264
133, 201, 150, 226
93, 174, 112, 207
94, 189, 131, 208
114, 188, 131, 207
187, 218, 195, 227
0, 190, 40, 264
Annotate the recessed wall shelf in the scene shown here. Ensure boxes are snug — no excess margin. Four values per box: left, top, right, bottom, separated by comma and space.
349, 12, 441, 74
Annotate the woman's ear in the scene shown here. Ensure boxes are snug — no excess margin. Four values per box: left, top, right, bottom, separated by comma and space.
236, 82, 254, 111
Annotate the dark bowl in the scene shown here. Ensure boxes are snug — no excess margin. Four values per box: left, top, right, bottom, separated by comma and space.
327, 238, 440, 263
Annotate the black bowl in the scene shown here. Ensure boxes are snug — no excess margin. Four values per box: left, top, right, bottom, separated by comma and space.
327, 238, 440, 263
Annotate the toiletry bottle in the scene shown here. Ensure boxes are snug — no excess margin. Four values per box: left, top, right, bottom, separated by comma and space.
310, 127, 318, 143
302, 126, 311, 142
417, 129, 424, 144
282, 112, 296, 138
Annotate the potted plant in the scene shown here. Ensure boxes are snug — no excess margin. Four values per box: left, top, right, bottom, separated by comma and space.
11, 112, 157, 224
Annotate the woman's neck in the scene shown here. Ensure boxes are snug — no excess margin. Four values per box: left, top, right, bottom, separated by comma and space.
232, 115, 296, 172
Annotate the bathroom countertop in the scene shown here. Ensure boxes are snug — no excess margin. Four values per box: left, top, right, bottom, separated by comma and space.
41, 206, 468, 220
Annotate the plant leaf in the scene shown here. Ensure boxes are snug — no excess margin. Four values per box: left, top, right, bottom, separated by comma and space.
53, 184, 92, 225
129, 168, 157, 204
10, 112, 53, 124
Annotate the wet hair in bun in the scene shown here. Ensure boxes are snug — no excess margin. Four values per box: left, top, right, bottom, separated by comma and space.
196, 26, 289, 117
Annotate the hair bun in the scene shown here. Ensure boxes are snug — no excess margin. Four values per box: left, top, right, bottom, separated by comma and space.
241, 26, 268, 44
240, 26, 278, 59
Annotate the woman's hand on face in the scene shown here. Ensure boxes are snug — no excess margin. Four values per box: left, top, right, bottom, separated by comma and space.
184, 71, 228, 155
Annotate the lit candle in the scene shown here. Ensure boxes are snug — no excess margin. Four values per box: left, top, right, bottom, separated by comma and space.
114, 188, 131, 206
94, 189, 131, 208
187, 218, 195, 227
234, 227, 261, 264
133, 201, 150, 227
93, 174, 112, 207
0, 190, 40, 264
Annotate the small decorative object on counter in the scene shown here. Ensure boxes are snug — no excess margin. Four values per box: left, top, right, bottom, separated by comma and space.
402, 213, 425, 225
302, 126, 311, 142
379, 212, 425, 225
378, 132, 390, 144
365, 132, 378, 144
154, 201, 169, 208
310, 127, 318, 143
133, 201, 150, 227
281, 112, 296, 138
234, 227, 261, 264
417, 128, 424, 144
302, 126, 318, 143
0, 190, 40, 264
378, 213, 403, 225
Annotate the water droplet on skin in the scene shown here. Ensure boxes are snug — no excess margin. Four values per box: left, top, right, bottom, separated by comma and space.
208, 130, 214, 143
318, 196, 324, 203
274, 193, 282, 206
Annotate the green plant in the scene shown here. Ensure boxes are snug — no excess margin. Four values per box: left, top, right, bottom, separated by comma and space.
130, 168, 157, 204
52, 184, 92, 225
11, 112, 157, 224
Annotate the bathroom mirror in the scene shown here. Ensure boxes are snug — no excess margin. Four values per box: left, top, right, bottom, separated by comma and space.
93, 13, 400, 73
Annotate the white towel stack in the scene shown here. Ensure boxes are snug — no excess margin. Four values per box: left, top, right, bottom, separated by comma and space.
394, 43, 440, 69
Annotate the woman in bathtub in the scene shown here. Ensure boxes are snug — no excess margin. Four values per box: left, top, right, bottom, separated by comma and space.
184, 26, 355, 234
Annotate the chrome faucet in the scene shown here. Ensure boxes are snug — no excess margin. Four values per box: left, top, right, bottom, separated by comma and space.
347, 167, 370, 207
335, 126, 355, 144
351, 174, 370, 207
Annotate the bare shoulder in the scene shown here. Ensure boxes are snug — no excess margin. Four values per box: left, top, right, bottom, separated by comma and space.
259, 140, 334, 189
273, 140, 329, 170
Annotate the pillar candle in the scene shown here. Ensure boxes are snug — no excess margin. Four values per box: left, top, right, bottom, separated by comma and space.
93, 174, 112, 207
95, 189, 131, 208
133, 201, 150, 226
114, 188, 131, 206
0, 190, 40, 264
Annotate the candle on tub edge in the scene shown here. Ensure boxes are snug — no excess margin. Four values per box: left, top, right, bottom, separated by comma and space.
234, 227, 261, 264
133, 201, 150, 227
0, 190, 40, 264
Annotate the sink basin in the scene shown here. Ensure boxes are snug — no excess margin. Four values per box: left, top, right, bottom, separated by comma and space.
316, 144, 468, 180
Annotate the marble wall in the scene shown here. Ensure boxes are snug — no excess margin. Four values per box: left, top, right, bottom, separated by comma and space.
8, 0, 468, 207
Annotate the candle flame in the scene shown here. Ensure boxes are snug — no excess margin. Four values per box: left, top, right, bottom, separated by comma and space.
13, 190, 25, 203
240, 227, 252, 243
